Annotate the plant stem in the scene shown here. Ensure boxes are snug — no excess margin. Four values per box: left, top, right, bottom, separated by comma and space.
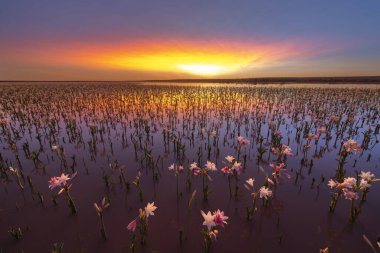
65, 190, 77, 214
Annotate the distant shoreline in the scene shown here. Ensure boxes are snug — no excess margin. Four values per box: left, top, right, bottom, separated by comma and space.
142, 76, 380, 84
1, 76, 380, 84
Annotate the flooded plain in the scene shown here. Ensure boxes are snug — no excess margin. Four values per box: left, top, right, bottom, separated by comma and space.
0, 82, 379, 253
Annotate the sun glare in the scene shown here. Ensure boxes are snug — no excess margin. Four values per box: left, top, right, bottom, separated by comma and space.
66, 40, 296, 77
178, 64, 225, 76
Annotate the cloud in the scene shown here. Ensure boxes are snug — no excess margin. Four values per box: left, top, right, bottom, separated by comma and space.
0, 36, 362, 80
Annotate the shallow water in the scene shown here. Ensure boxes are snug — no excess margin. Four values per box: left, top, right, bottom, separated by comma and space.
0, 82, 379, 253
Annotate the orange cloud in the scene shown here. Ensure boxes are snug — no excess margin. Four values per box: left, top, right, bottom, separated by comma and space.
0, 37, 341, 79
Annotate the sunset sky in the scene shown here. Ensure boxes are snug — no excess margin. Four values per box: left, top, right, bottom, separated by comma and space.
1, 0, 380, 80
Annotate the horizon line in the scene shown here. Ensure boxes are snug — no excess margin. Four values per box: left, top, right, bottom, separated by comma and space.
1, 75, 380, 84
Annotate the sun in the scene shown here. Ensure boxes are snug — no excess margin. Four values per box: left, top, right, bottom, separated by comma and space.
177, 64, 225, 76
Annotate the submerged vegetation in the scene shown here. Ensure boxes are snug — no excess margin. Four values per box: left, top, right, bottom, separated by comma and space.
0, 82, 379, 252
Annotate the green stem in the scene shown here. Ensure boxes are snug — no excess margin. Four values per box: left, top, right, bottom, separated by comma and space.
176, 174, 179, 197
228, 175, 232, 198
100, 214, 107, 240
204, 235, 211, 253
65, 189, 77, 214
350, 199, 356, 222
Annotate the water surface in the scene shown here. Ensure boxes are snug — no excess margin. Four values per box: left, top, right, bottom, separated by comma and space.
0, 82, 379, 252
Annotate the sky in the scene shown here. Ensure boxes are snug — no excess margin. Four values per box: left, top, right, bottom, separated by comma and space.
0, 0, 380, 81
